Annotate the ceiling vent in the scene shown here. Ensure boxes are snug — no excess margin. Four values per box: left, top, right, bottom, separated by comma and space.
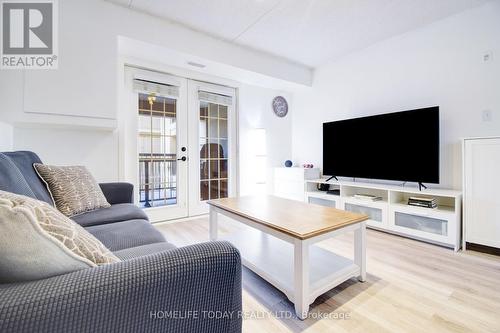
187, 61, 206, 68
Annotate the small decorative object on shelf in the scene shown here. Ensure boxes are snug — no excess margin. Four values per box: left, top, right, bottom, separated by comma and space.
272, 96, 288, 118
317, 183, 330, 191
284, 160, 293, 167
302, 163, 314, 168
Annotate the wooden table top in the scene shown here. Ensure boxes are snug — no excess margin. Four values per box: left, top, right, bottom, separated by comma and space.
208, 195, 368, 240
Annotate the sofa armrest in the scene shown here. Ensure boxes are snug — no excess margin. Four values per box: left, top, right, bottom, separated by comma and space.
0, 241, 242, 333
99, 182, 134, 204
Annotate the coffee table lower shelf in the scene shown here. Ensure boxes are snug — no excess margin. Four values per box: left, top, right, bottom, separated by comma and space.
221, 228, 360, 311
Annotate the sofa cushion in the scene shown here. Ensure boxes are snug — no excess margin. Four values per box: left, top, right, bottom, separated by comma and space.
113, 242, 176, 260
71, 203, 148, 227
1, 151, 53, 205
0, 153, 37, 198
34, 164, 111, 217
86, 219, 166, 252
99, 182, 134, 205
0, 191, 120, 283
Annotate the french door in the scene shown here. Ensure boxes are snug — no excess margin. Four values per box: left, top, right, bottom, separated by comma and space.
124, 67, 237, 222
188, 80, 238, 216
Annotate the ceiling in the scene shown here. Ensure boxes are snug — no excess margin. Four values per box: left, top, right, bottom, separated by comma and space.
106, 0, 490, 68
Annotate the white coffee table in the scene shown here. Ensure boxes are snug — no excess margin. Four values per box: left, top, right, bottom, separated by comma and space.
208, 195, 368, 320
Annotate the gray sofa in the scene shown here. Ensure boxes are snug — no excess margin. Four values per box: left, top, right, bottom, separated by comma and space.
0, 151, 242, 333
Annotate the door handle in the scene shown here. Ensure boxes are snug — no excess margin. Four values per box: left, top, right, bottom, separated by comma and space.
177, 156, 187, 161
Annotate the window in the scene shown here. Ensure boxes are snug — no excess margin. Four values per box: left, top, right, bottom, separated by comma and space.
199, 101, 229, 201
138, 92, 178, 207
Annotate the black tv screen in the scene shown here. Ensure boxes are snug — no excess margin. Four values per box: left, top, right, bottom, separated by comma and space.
323, 107, 439, 184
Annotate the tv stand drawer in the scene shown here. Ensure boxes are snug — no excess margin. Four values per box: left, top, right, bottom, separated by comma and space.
388, 206, 457, 248
394, 211, 448, 236
308, 196, 337, 207
343, 201, 388, 228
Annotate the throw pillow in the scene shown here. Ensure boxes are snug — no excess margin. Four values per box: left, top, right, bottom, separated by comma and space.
33, 164, 111, 217
0, 190, 119, 283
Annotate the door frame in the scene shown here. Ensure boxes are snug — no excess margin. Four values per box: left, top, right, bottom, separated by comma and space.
187, 79, 238, 216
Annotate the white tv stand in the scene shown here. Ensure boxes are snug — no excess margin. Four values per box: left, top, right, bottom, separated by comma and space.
305, 179, 462, 251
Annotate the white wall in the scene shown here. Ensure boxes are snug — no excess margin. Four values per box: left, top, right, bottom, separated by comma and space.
238, 85, 293, 195
0, 0, 303, 184
293, 1, 500, 190
13, 127, 118, 181
0, 122, 13, 151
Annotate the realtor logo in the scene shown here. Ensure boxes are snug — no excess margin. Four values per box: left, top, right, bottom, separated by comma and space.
1, 0, 58, 69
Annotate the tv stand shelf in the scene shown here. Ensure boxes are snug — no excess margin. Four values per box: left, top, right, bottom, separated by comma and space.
304, 179, 462, 251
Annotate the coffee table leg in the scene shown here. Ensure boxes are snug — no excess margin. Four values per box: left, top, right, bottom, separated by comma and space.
294, 239, 309, 320
354, 222, 366, 282
209, 206, 218, 241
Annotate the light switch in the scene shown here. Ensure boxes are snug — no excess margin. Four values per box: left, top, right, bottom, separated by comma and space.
483, 51, 493, 62
482, 110, 492, 122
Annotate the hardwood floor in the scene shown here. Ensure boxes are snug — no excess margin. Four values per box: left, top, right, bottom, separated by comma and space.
155, 216, 500, 333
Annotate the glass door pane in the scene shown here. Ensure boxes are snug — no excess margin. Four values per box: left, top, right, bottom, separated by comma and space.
188, 80, 235, 217
199, 101, 229, 201
138, 93, 178, 208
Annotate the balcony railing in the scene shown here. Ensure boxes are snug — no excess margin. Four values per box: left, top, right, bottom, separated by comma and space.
139, 153, 177, 208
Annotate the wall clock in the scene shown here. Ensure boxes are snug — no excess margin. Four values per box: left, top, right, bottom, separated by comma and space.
272, 96, 288, 118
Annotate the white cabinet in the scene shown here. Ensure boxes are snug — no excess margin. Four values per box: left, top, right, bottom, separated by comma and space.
305, 179, 462, 250
463, 137, 500, 249
274, 167, 320, 201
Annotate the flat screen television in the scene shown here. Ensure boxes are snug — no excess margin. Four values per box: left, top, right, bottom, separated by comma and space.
323, 106, 439, 184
